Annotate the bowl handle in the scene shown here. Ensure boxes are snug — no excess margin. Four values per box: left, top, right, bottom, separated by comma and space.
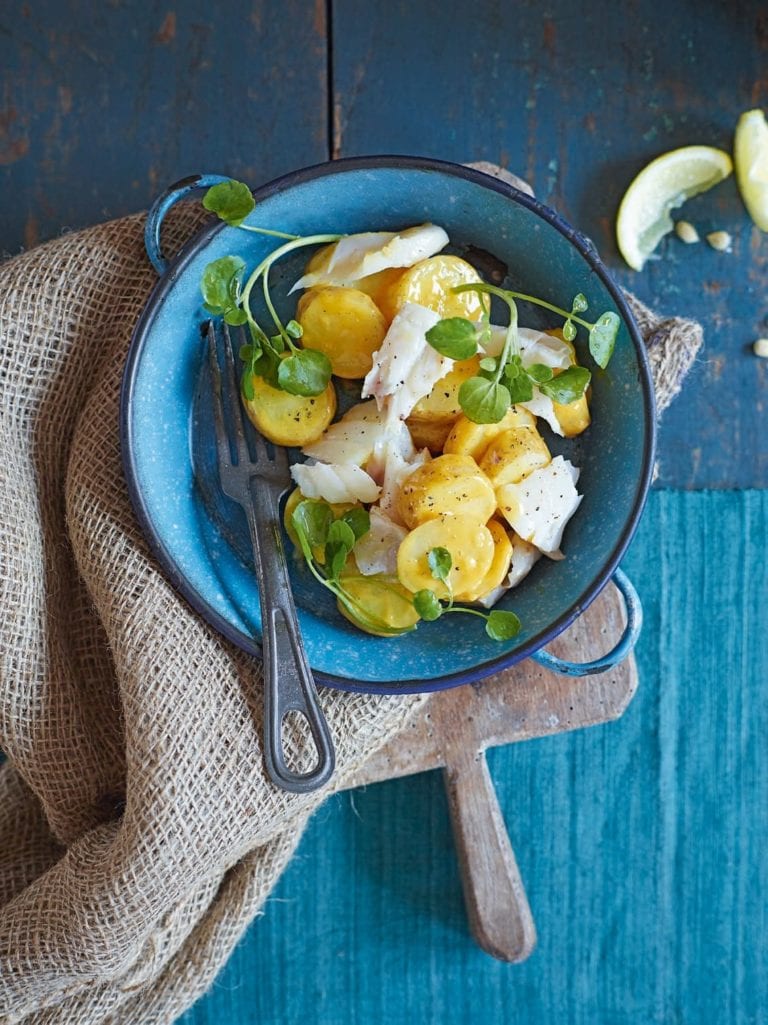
530, 568, 642, 677
144, 173, 232, 275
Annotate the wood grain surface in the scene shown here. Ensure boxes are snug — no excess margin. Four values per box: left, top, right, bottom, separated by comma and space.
4, 1, 762, 486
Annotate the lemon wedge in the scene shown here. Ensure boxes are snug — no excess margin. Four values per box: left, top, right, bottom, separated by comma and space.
616, 145, 733, 270
735, 108, 768, 231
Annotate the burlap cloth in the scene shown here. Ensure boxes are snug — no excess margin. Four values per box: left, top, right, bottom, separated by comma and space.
0, 168, 701, 1024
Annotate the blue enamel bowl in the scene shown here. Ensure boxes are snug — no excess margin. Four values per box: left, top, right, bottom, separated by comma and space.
121, 156, 655, 694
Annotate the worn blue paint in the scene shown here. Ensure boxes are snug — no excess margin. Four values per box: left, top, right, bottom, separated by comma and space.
1, 0, 764, 486
0, 1, 328, 253
331, 0, 768, 489
180, 489, 768, 1025
122, 159, 653, 690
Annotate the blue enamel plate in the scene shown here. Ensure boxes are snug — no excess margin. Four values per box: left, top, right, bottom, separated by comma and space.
121, 156, 655, 694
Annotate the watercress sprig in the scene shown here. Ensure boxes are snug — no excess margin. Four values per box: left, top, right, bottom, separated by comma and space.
453, 282, 620, 369
425, 281, 606, 424
199, 196, 343, 397
412, 548, 522, 641
291, 499, 414, 636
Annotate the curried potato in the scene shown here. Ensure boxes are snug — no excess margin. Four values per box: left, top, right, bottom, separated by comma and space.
479, 427, 551, 487
378, 255, 486, 322
302, 242, 405, 313
405, 415, 457, 454
282, 488, 355, 559
397, 514, 495, 599
397, 453, 496, 530
454, 519, 513, 603
545, 329, 591, 437
410, 356, 481, 420
337, 575, 420, 636
296, 286, 387, 379
242, 371, 336, 447
552, 394, 591, 436
444, 406, 536, 462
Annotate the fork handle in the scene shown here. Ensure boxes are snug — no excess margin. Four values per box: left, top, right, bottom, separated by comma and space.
245, 481, 336, 793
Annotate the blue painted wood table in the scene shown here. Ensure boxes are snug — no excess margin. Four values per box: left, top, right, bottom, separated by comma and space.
1, 2, 766, 1022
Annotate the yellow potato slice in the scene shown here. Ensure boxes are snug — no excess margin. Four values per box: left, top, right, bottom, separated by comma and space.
409, 356, 481, 421
302, 243, 405, 313
455, 519, 513, 603
296, 286, 387, 379
543, 329, 591, 437
397, 453, 496, 530
242, 372, 336, 447
479, 427, 551, 487
397, 514, 495, 599
405, 414, 458, 454
282, 489, 355, 559
552, 394, 591, 437
337, 575, 420, 636
444, 406, 536, 462
378, 255, 486, 322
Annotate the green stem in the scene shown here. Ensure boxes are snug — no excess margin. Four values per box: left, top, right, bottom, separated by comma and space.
297, 543, 410, 635
240, 233, 344, 322
443, 605, 489, 621
454, 283, 593, 330
262, 269, 294, 350
238, 225, 300, 240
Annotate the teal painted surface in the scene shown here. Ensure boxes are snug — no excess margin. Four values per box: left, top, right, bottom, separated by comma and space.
0, 1, 328, 253
1, 0, 766, 487
181, 489, 767, 1025
331, 0, 768, 488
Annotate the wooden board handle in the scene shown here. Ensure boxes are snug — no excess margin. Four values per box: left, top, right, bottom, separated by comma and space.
443, 751, 536, 963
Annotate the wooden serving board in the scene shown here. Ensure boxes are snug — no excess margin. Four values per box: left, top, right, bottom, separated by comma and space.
342, 579, 638, 963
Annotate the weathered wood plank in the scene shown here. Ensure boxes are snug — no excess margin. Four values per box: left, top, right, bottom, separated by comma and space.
331, 0, 767, 488
0, 1, 329, 254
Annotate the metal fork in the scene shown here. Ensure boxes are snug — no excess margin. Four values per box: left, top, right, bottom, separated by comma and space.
207, 321, 335, 793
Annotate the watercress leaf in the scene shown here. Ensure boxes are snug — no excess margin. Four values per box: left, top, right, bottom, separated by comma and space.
341, 506, 371, 542
425, 318, 478, 359
200, 255, 245, 312
527, 362, 554, 384
504, 360, 521, 380
286, 319, 304, 339
292, 499, 333, 551
327, 518, 356, 550
458, 377, 511, 424
251, 347, 280, 388
224, 307, 248, 326
202, 179, 255, 227
540, 365, 591, 404
504, 372, 534, 404
562, 318, 577, 342
239, 344, 254, 362
278, 349, 332, 397
325, 518, 356, 580
479, 356, 497, 372
241, 372, 255, 401
571, 292, 588, 314
413, 589, 443, 621
485, 609, 522, 641
427, 546, 452, 584
270, 333, 286, 353
589, 311, 619, 369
